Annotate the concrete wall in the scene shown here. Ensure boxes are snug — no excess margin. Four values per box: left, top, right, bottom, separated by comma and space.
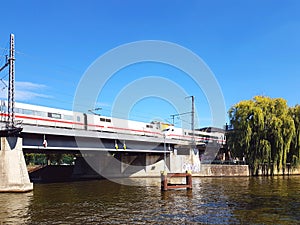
71, 152, 251, 178
194, 164, 249, 177
29, 150, 300, 181
256, 165, 300, 176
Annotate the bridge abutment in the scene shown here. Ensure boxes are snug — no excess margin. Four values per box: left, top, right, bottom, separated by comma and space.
0, 137, 33, 192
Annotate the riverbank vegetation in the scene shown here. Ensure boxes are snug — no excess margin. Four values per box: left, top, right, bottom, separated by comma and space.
25, 153, 76, 165
227, 96, 300, 175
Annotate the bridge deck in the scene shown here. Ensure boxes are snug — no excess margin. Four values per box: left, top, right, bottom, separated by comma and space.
19, 124, 199, 153
0, 122, 205, 153
22, 125, 188, 145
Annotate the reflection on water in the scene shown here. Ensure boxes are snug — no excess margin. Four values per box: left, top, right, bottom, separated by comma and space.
230, 177, 300, 224
0, 192, 32, 224
0, 176, 299, 224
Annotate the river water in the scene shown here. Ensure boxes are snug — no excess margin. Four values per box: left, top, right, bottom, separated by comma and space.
0, 176, 299, 224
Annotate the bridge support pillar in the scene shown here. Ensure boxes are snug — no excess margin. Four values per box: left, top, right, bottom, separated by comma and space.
0, 137, 33, 192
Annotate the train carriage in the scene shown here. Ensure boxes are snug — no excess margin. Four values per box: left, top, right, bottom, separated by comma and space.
0, 100, 226, 144
1, 102, 76, 129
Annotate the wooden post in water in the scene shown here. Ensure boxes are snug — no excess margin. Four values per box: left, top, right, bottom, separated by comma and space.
161, 171, 192, 191
161, 171, 168, 191
186, 171, 192, 190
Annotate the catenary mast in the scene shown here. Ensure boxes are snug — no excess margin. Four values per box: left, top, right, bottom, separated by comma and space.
7, 34, 15, 128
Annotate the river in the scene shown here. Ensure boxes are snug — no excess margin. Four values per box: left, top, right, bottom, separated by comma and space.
0, 176, 299, 224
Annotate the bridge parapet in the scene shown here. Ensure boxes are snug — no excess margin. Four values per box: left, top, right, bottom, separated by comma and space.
21, 124, 193, 154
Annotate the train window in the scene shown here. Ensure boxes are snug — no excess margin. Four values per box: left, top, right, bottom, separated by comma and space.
0, 105, 7, 112
146, 125, 153, 128
100, 117, 111, 122
48, 112, 61, 119
36, 111, 47, 117
15, 108, 22, 114
64, 115, 73, 121
77, 116, 81, 122
23, 109, 34, 115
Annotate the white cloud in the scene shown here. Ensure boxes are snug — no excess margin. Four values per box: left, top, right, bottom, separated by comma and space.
96, 102, 111, 107
16, 81, 47, 90
16, 90, 52, 101
0, 80, 52, 101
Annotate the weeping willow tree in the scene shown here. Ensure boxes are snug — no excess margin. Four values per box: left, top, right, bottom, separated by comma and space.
288, 105, 300, 166
227, 96, 295, 175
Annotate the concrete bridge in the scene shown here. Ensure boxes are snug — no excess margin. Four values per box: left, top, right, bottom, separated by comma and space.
1, 121, 210, 191
21, 123, 204, 178
21, 123, 186, 154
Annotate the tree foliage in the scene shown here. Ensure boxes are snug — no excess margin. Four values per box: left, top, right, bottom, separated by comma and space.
227, 96, 297, 175
288, 105, 300, 166
25, 153, 76, 165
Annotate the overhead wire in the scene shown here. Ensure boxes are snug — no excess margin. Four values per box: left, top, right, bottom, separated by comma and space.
0, 45, 9, 65
11, 49, 81, 102
1, 41, 192, 124
0, 76, 8, 90
5, 50, 80, 99
0, 41, 9, 92
5, 48, 203, 125
0, 41, 119, 117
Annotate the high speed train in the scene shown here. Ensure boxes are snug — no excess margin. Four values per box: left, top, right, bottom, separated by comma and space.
162, 126, 226, 145
0, 101, 226, 145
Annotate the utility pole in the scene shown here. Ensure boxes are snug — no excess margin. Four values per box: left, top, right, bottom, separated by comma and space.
0, 34, 22, 136
171, 114, 175, 125
191, 95, 195, 149
7, 34, 15, 128
0, 34, 32, 193
191, 95, 194, 138
170, 96, 196, 148
186, 96, 195, 149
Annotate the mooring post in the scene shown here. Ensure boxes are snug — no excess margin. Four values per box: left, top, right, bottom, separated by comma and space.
161, 171, 193, 191
186, 170, 192, 190
161, 170, 168, 191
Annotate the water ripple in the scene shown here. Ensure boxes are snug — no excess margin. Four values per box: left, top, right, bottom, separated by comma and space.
0, 177, 299, 224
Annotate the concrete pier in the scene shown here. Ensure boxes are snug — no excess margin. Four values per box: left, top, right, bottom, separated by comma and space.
0, 137, 33, 192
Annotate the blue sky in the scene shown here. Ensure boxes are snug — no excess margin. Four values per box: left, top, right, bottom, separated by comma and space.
0, 0, 299, 128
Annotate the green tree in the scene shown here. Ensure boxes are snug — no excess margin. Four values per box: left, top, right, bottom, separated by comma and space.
25, 153, 47, 165
25, 153, 76, 165
288, 105, 300, 166
228, 96, 295, 175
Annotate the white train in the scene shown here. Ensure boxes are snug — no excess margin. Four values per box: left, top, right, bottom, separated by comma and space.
162, 126, 226, 145
0, 101, 226, 145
